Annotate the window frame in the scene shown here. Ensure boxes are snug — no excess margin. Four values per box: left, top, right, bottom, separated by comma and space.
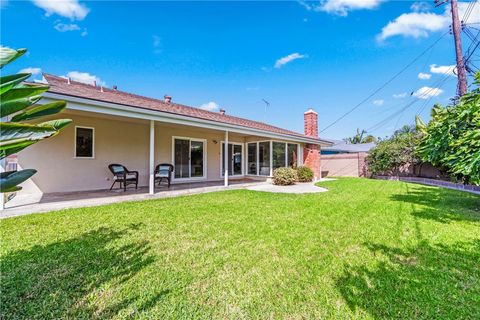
171, 136, 207, 181
245, 140, 300, 176
74, 126, 95, 159
220, 141, 244, 177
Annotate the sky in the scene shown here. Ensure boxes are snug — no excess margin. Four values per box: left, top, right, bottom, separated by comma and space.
1, 0, 479, 140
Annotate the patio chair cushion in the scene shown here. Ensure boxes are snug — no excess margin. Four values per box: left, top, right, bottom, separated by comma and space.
155, 172, 169, 178
113, 173, 137, 180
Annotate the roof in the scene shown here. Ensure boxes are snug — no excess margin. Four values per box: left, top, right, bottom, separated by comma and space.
42, 74, 328, 144
322, 140, 376, 153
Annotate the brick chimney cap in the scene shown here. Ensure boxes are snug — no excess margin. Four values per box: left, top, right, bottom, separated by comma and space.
304, 108, 318, 114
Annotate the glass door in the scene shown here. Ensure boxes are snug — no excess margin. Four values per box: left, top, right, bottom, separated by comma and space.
174, 138, 205, 179
222, 143, 243, 176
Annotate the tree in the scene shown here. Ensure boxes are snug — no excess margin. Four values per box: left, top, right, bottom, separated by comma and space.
366, 127, 420, 176
0, 47, 72, 193
416, 73, 480, 185
344, 128, 377, 144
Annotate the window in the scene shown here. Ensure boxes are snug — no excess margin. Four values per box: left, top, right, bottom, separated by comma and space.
287, 143, 298, 167
75, 127, 94, 158
247, 143, 257, 175
258, 141, 270, 176
272, 142, 286, 169
173, 137, 206, 179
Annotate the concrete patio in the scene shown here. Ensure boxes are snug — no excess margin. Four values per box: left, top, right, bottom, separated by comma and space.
1, 178, 267, 219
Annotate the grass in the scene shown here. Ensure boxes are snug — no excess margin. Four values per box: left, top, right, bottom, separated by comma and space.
1, 178, 479, 319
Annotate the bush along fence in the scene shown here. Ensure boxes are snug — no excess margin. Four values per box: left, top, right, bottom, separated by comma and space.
373, 175, 480, 195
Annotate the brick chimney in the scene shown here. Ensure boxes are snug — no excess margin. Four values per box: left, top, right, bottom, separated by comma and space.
304, 108, 318, 138
164, 95, 172, 104
303, 108, 321, 180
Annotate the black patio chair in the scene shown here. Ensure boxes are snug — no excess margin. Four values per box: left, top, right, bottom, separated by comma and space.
108, 164, 138, 191
154, 163, 174, 188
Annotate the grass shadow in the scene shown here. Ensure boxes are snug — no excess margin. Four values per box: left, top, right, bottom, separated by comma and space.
390, 183, 480, 223
336, 239, 480, 319
1, 223, 158, 319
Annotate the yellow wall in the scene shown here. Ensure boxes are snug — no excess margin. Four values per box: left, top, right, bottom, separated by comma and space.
18, 111, 298, 193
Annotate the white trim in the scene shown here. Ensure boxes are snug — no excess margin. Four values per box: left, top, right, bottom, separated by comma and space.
220, 141, 244, 177
171, 136, 207, 181
74, 126, 95, 159
42, 93, 332, 146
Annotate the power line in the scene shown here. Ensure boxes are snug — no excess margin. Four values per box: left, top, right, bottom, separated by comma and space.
319, 31, 449, 133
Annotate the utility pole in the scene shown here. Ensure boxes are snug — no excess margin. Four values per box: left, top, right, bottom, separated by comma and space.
436, 0, 468, 95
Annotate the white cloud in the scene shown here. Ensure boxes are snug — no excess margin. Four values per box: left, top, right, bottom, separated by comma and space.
410, 2, 430, 12
31, 0, 89, 20
377, 2, 480, 41
19, 67, 41, 75
412, 86, 443, 99
54, 23, 80, 32
377, 12, 448, 41
300, 0, 383, 16
430, 64, 456, 76
199, 101, 219, 112
418, 72, 431, 80
66, 71, 105, 86
274, 53, 307, 68
393, 92, 407, 99
317, 0, 383, 16
373, 99, 384, 106
81, 29, 88, 37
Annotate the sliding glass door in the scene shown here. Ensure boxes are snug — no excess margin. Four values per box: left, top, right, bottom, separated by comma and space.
222, 143, 243, 176
173, 138, 205, 179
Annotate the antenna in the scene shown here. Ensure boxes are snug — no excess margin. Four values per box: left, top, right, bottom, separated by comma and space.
261, 99, 270, 122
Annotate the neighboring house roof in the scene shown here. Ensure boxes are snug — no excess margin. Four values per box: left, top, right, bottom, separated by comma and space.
42, 74, 330, 145
322, 140, 376, 153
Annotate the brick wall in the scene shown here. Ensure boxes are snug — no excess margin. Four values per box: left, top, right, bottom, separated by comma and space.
303, 109, 321, 180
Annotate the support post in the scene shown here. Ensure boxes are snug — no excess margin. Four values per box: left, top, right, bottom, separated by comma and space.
149, 120, 155, 195
450, 0, 468, 96
224, 131, 229, 187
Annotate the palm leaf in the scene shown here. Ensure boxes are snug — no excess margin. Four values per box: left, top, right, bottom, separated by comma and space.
0, 47, 27, 68
0, 140, 36, 159
0, 84, 49, 102
0, 122, 57, 143
0, 73, 31, 95
0, 95, 42, 118
11, 101, 67, 122
39, 119, 72, 130
0, 169, 37, 193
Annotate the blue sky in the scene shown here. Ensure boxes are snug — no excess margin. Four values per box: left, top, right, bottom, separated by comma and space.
1, 1, 478, 139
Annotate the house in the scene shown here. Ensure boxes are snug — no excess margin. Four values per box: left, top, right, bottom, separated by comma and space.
320, 140, 376, 155
320, 140, 376, 178
16, 74, 332, 195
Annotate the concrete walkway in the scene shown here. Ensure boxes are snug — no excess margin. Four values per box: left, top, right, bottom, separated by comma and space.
247, 182, 328, 194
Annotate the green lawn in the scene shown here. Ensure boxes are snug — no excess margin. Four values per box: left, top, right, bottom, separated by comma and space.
1, 178, 479, 319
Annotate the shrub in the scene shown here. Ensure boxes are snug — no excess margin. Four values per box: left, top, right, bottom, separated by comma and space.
296, 166, 314, 182
416, 73, 480, 185
366, 125, 420, 176
272, 167, 297, 185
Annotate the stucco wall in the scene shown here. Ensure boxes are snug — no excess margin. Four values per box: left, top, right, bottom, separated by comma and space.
18, 111, 305, 193
321, 153, 367, 177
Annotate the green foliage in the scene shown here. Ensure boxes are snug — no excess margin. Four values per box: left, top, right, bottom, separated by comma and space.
344, 128, 377, 144
272, 167, 298, 185
416, 73, 480, 185
366, 126, 420, 175
0, 46, 72, 192
296, 165, 314, 182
